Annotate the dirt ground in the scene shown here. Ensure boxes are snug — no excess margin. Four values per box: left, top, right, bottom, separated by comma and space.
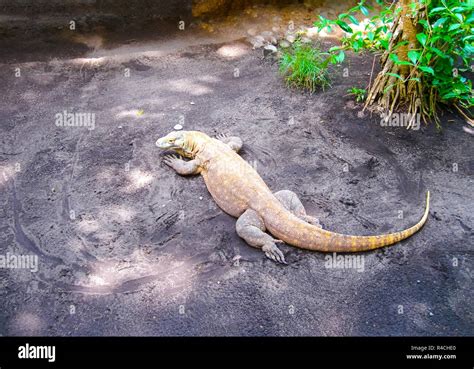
0, 7, 473, 336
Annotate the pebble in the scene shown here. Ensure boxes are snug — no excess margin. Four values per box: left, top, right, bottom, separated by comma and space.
279, 40, 291, 48
249, 36, 264, 49
263, 44, 278, 57
174, 124, 183, 130
190, 101, 195, 105
199, 196, 203, 200
286, 34, 296, 43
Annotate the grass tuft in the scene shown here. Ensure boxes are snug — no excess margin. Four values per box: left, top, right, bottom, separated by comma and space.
279, 42, 331, 93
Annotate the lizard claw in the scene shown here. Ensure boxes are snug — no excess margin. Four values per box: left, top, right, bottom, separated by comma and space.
262, 243, 287, 265
163, 154, 182, 168
216, 133, 228, 141
304, 215, 322, 228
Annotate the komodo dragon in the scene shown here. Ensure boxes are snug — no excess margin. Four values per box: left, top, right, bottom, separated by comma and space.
156, 131, 430, 264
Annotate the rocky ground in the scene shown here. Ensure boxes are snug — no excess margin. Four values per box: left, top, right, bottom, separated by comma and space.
0, 3, 473, 336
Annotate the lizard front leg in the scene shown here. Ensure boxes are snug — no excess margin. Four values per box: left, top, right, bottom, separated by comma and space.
236, 209, 287, 264
163, 154, 201, 175
216, 133, 243, 153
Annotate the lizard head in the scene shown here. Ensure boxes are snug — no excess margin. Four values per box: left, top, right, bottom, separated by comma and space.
155, 131, 209, 158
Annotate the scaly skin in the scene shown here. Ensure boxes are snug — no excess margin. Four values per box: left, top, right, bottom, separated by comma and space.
156, 131, 430, 264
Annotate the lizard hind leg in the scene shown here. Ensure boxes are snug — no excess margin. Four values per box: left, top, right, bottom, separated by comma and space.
236, 209, 287, 264
274, 190, 322, 228
216, 133, 243, 153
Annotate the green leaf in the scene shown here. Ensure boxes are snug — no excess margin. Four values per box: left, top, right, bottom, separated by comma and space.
335, 51, 345, 63
464, 44, 474, 54
448, 23, 461, 31
338, 12, 348, 20
336, 20, 353, 33
380, 39, 389, 49
416, 33, 427, 46
433, 17, 447, 28
360, 5, 369, 16
348, 15, 359, 25
451, 6, 466, 13
429, 7, 446, 15
429, 47, 445, 57
407, 50, 420, 64
368, 31, 375, 41
389, 53, 412, 66
419, 66, 434, 75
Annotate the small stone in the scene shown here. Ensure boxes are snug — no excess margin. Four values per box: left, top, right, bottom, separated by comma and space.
118, 125, 122, 129
248, 36, 265, 49
279, 40, 291, 48
174, 124, 183, 130
190, 101, 195, 105
199, 196, 203, 200
286, 34, 296, 43
416, 280, 421, 283
263, 44, 278, 57
429, 312, 434, 316
300, 37, 312, 44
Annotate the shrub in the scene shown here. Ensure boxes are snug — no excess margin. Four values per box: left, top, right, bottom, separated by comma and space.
279, 42, 331, 93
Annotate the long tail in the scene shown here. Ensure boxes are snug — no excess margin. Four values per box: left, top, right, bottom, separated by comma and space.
263, 191, 430, 252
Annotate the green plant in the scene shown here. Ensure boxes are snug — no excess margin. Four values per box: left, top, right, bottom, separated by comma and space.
279, 42, 331, 93
347, 87, 367, 102
313, 0, 474, 127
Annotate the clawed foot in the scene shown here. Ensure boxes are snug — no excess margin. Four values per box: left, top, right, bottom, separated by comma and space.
262, 242, 287, 264
302, 215, 322, 228
216, 133, 229, 141
163, 154, 184, 169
